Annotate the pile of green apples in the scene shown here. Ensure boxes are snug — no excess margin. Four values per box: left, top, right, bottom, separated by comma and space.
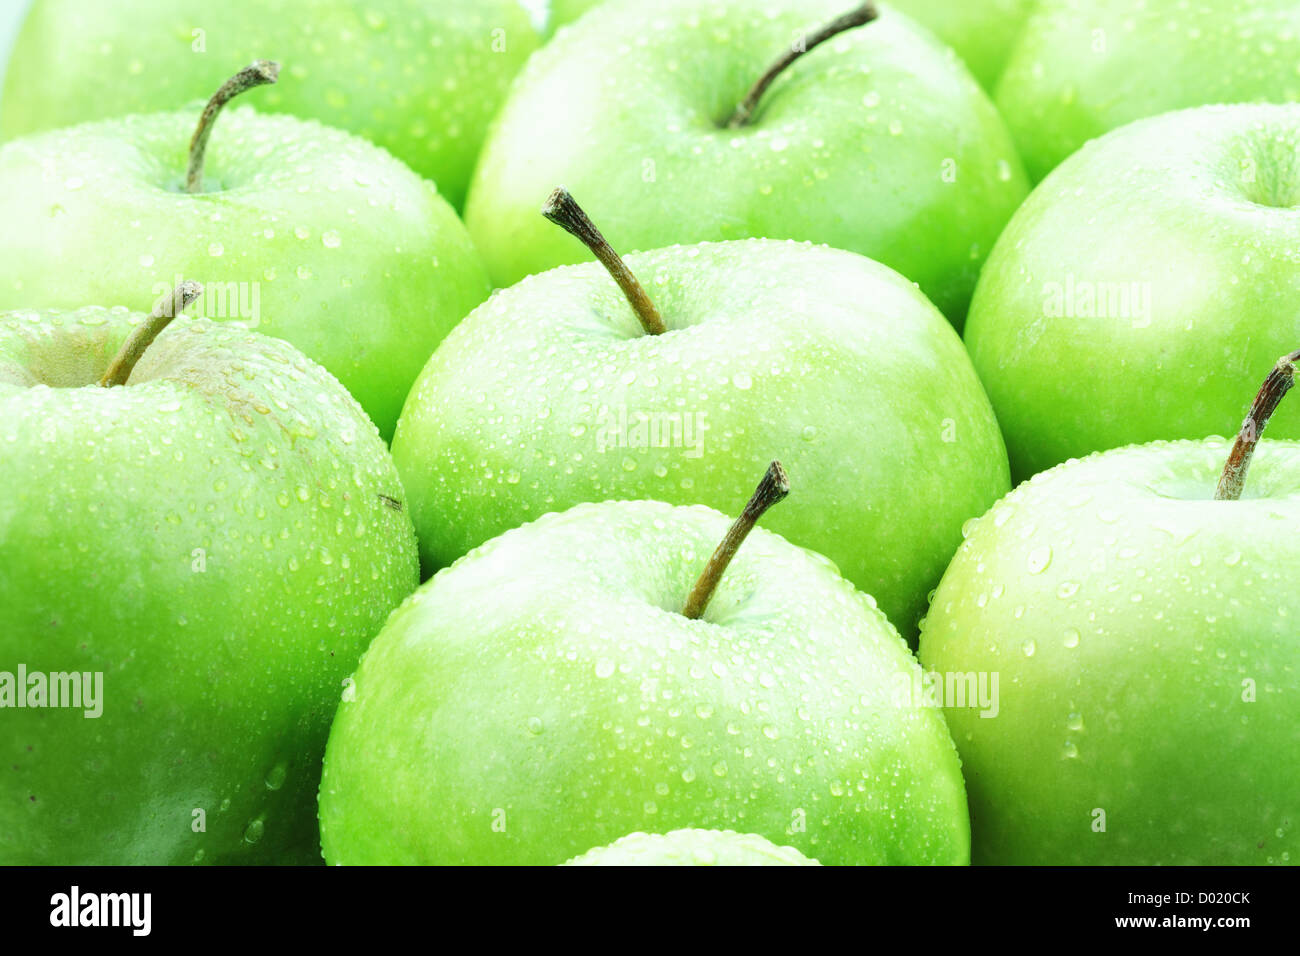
0, 0, 1296, 867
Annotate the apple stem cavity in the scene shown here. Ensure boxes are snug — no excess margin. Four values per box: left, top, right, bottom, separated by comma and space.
683, 461, 790, 620
541, 186, 668, 336
725, 1, 878, 128
1215, 348, 1300, 500
186, 59, 281, 193
99, 281, 205, 388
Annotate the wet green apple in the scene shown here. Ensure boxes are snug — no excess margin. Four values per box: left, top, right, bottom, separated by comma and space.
965, 104, 1300, 481
548, 1, 1036, 89
393, 199, 1009, 638
467, 0, 1028, 324
564, 829, 820, 866
996, 0, 1300, 181
0, 288, 419, 864
319, 471, 971, 865
0, 0, 540, 208
920, 357, 1300, 863
0, 64, 489, 438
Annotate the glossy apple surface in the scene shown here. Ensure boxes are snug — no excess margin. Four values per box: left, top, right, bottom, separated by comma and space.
0, 107, 490, 438
965, 104, 1300, 481
919, 439, 1300, 864
564, 829, 820, 866
549, 0, 1036, 90
0, 306, 418, 864
996, 0, 1300, 181
0, 0, 540, 208
467, 0, 1028, 324
319, 499, 971, 865
392, 239, 1010, 637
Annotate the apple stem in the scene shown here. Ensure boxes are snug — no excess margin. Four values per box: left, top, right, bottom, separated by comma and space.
541, 186, 668, 336
683, 461, 790, 620
186, 60, 280, 193
1214, 349, 1300, 500
725, 2, 878, 128
99, 282, 205, 388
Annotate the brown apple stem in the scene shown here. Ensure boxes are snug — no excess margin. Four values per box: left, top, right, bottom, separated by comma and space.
99, 282, 205, 388
186, 60, 280, 193
1214, 349, 1300, 500
683, 461, 790, 620
726, 2, 878, 128
541, 187, 667, 336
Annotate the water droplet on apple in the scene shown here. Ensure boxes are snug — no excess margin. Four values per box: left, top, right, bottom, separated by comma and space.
1026, 545, 1052, 574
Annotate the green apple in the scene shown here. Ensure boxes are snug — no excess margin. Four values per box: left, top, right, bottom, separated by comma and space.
887, 0, 1036, 89
919, 353, 1300, 863
0, 0, 540, 209
0, 63, 490, 439
466, 0, 1028, 325
548, 1, 1036, 90
392, 197, 1010, 638
965, 103, 1300, 481
563, 829, 820, 866
0, 286, 419, 864
996, 0, 1300, 181
319, 468, 971, 865
546, 0, 603, 33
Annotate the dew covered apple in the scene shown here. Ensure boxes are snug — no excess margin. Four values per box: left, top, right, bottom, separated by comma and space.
467, 0, 1028, 324
393, 194, 1009, 638
0, 0, 540, 208
564, 829, 820, 866
996, 0, 1300, 181
0, 63, 490, 438
0, 289, 418, 864
319, 475, 970, 865
965, 104, 1300, 481
920, 356, 1300, 864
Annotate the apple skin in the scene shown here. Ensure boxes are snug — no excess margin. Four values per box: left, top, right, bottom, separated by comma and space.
0, 0, 540, 209
563, 829, 820, 866
886, 0, 1036, 89
465, 0, 1028, 325
918, 438, 1300, 865
391, 239, 1010, 638
547, 0, 1036, 90
546, 0, 603, 33
964, 104, 1300, 482
0, 107, 491, 439
0, 306, 419, 864
318, 499, 971, 865
996, 0, 1300, 181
